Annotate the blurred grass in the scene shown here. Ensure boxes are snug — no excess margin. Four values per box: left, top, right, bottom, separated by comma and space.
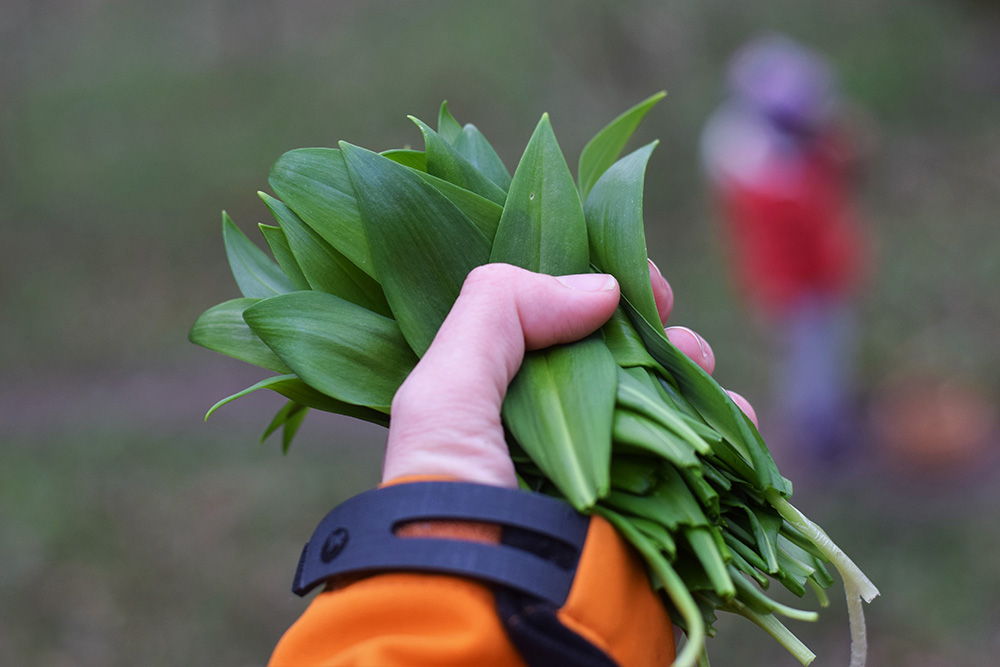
2, 408, 385, 666
3, 0, 1000, 664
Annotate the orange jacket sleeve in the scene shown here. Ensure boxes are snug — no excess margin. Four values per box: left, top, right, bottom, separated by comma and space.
268, 482, 675, 667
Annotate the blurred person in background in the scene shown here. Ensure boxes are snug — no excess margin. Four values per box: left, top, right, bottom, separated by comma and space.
700, 34, 872, 464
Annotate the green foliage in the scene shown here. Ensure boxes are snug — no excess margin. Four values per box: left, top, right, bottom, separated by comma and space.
409, 117, 508, 206
339, 141, 493, 356
577, 91, 666, 200
258, 193, 391, 316
491, 114, 589, 274
188, 298, 292, 374
504, 336, 619, 509
584, 141, 661, 327
242, 291, 417, 411
189, 96, 877, 667
268, 149, 376, 279
222, 212, 297, 299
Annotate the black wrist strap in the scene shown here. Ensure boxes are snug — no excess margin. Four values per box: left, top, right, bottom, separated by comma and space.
292, 482, 590, 606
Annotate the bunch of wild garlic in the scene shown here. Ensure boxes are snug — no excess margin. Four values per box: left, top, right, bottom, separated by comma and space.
190, 94, 878, 667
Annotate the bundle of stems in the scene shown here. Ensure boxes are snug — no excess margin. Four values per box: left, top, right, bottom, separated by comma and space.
190, 93, 878, 666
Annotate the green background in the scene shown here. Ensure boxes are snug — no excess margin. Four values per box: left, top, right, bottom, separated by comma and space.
3, 1, 999, 665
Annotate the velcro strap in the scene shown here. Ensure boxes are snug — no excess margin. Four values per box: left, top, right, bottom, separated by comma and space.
292, 482, 589, 606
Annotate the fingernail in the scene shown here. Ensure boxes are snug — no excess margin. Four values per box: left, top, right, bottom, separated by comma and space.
556, 273, 617, 292
648, 258, 671, 294
673, 326, 710, 360
648, 258, 663, 280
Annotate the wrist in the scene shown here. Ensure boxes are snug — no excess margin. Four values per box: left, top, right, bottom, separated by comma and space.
381, 440, 518, 488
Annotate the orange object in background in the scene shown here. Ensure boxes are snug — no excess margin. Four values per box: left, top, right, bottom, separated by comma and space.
870, 373, 998, 473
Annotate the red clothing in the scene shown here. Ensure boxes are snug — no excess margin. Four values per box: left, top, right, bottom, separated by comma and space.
713, 131, 867, 316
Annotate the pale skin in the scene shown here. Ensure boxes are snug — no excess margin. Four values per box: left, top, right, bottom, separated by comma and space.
383, 261, 757, 487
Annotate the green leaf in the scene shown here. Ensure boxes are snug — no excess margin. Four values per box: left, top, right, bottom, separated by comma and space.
259, 400, 310, 454
502, 335, 618, 510
259, 192, 391, 317
381, 149, 426, 171
726, 565, 818, 622
745, 505, 782, 574
698, 458, 733, 492
262, 400, 301, 438
339, 141, 492, 355
655, 375, 706, 422
629, 516, 677, 558
605, 466, 708, 530
189, 298, 292, 373
686, 526, 735, 599
723, 531, 773, 580
274, 401, 309, 454
578, 91, 665, 199
678, 465, 721, 520
266, 377, 390, 426
489, 114, 613, 511
268, 148, 376, 278
222, 212, 296, 298
437, 100, 463, 144
410, 116, 508, 206
602, 308, 664, 370
584, 142, 660, 326
204, 373, 390, 426
243, 291, 418, 410
258, 224, 311, 291
616, 368, 711, 456
623, 297, 790, 494
490, 113, 589, 275
719, 597, 816, 666
612, 409, 701, 468
409, 169, 503, 241
453, 123, 512, 190
772, 546, 816, 596
610, 456, 661, 495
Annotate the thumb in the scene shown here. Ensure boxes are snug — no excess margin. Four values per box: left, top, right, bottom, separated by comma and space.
383, 263, 620, 487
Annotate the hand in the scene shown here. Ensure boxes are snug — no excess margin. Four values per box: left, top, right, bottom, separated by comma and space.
383, 261, 756, 487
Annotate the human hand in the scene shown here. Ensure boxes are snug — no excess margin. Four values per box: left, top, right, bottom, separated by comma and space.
382, 261, 756, 487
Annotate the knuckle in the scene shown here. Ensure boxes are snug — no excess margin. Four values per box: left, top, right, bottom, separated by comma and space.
463, 263, 522, 292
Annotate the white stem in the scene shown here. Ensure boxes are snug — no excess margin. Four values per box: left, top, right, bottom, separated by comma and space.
766, 492, 880, 667
845, 578, 868, 667
768, 493, 880, 602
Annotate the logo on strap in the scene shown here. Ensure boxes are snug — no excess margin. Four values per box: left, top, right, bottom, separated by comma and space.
320, 527, 350, 562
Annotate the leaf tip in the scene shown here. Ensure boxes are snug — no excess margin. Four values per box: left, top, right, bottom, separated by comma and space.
407, 115, 431, 131
204, 401, 223, 421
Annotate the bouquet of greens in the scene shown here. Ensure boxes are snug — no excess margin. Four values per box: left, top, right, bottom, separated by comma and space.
190, 93, 878, 666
